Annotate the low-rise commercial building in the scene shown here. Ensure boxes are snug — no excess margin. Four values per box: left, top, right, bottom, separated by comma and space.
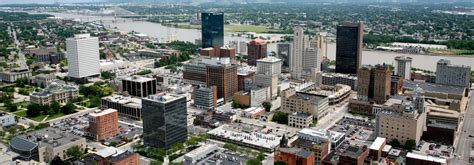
184, 144, 218, 165
275, 147, 315, 165
320, 72, 357, 90
369, 137, 386, 161
293, 129, 331, 164
0, 114, 16, 127
403, 80, 469, 112
207, 124, 281, 152
424, 105, 460, 144
282, 90, 329, 120
9, 127, 87, 163
82, 147, 140, 165
241, 107, 266, 119
339, 145, 369, 165
288, 112, 313, 128
101, 95, 142, 120
406, 152, 447, 165
30, 82, 79, 105
304, 84, 352, 105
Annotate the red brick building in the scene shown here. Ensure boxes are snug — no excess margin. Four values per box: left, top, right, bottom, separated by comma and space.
84, 148, 140, 165
87, 109, 119, 141
247, 38, 267, 66
275, 147, 315, 165
339, 145, 369, 165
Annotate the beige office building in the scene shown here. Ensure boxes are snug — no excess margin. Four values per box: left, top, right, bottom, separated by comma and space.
281, 88, 329, 120
376, 94, 426, 144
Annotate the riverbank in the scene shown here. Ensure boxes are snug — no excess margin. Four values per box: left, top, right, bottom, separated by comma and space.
160, 22, 285, 33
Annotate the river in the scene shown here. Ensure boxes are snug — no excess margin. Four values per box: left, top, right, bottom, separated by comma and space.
41, 12, 474, 71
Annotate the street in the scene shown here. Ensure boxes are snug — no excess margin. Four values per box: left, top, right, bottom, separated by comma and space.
452, 89, 474, 165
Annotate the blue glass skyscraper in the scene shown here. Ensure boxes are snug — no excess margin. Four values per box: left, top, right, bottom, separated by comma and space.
201, 12, 224, 48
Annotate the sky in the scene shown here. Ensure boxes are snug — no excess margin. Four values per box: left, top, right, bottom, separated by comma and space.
0, 0, 470, 5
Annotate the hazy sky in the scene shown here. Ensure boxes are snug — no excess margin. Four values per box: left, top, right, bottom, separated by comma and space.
0, 0, 105, 4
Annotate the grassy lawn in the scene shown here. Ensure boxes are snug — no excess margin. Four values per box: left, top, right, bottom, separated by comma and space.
426, 48, 474, 56
225, 24, 272, 33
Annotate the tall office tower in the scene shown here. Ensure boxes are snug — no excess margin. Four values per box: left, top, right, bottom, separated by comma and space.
291, 25, 305, 79
206, 64, 238, 102
122, 76, 157, 98
357, 64, 392, 104
394, 56, 412, 80
194, 86, 217, 111
247, 38, 267, 66
277, 43, 291, 71
314, 33, 328, 59
142, 94, 187, 150
435, 59, 471, 87
302, 47, 322, 74
86, 109, 119, 141
201, 12, 224, 48
256, 56, 282, 76
256, 56, 282, 98
66, 34, 100, 79
335, 22, 363, 74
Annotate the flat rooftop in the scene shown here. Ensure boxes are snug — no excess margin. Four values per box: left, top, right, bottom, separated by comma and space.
406, 152, 447, 163
207, 125, 281, 150
102, 95, 142, 108
279, 147, 313, 158
144, 93, 185, 103
19, 127, 85, 148
256, 56, 282, 63
291, 92, 328, 104
122, 76, 155, 83
185, 144, 218, 159
89, 109, 117, 117
369, 137, 386, 150
403, 81, 466, 95
340, 145, 366, 159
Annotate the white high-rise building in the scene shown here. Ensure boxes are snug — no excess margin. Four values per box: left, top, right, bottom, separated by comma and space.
394, 56, 412, 80
435, 59, 471, 87
291, 25, 305, 79
302, 47, 322, 74
256, 56, 282, 76
66, 34, 100, 79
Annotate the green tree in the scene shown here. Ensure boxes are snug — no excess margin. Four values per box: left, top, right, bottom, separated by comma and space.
50, 101, 61, 115
15, 77, 28, 88
404, 139, 416, 150
8, 127, 17, 135
26, 103, 41, 117
101, 71, 116, 80
7, 103, 18, 112
389, 139, 401, 148
61, 102, 76, 114
262, 102, 272, 112
271, 111, 288, 124
88, 97, 102, 108
66, 146, 83, 160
